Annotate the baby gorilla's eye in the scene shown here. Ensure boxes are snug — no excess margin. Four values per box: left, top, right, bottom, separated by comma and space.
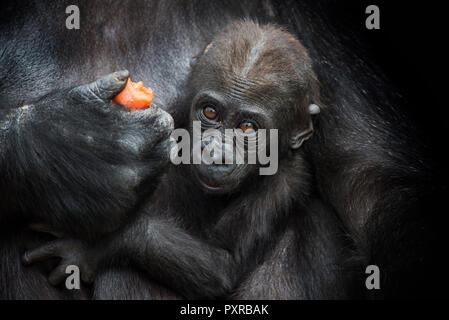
239, 121, 257, 133
203, 105, 218, 120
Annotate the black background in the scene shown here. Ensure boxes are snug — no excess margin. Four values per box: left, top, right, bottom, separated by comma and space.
322, 1, 448, 171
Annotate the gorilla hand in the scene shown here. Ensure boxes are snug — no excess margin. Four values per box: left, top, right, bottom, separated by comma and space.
1, 71, 174, 238
22, 236, 100, 285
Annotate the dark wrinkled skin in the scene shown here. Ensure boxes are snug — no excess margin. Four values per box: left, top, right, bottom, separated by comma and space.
1, 0, 439, 299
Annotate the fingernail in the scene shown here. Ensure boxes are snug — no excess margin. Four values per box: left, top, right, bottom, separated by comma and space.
114, 70, 129, 82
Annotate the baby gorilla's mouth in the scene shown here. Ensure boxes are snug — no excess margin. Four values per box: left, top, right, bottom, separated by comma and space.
193, 165, 242, 194
193, 170, 234, 194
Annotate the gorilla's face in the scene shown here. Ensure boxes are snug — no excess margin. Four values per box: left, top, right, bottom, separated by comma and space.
189, 88, 276, 195
186, 21, 319, 195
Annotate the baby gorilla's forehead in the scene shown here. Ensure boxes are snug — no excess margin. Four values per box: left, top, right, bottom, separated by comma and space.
202, 21, 312, 97
214, 71, 291, 107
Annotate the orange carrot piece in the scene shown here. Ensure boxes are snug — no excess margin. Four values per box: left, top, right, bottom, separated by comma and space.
113, 78, 154, 110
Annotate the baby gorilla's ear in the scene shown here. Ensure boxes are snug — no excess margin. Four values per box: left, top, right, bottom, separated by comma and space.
290, 104, 320, 149
290, 124, 313, 149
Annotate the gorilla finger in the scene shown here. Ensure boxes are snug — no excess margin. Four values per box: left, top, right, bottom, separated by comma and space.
27, 223, 65, 238
81, 270, 95, 284
70, 70, 129, 105
136, 107, 174, 137
48, 264, 71, 286
22, 242, 59, 265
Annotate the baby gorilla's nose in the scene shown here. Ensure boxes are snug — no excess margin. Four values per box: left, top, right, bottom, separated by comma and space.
200, 134, 235, 165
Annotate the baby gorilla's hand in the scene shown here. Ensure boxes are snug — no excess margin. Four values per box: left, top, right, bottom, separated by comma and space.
22, 235, 99, 285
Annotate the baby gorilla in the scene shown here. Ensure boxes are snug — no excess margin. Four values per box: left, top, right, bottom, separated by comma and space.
186, 20, 321, 192
23, 21, 351, 299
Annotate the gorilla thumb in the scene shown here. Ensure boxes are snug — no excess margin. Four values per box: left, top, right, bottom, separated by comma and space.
70, 70, 129, 105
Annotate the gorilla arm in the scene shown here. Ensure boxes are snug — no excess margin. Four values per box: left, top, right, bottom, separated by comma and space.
22, 161, 304, 299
